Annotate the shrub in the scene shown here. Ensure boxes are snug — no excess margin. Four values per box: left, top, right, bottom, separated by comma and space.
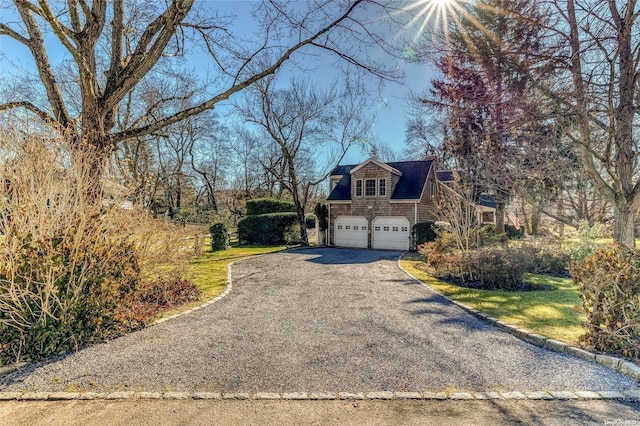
571, 243, 640, 359
434, 230, 460, 252
246, 198, 295, 216
112, 279, 200, 335
0, 129, 194, 365
570, 221, 606, 261
478, 224, 508, 246
505, 224, 525, 239
412, 221, 437, 249
0, 227, 140, 364
305, 217, 316, 229
469, 246, 534, 290
173, 207, 218, 224
314, 204, 328, 232
532, 246, 571, 277
237, 212, 298, 245
209, 222, 229, 251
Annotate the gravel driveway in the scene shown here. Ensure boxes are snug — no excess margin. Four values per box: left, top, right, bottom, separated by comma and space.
1, 248, 637, 393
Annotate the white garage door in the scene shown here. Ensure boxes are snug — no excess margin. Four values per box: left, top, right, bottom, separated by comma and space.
372, 216, 411, 250
334, 216, 368, 248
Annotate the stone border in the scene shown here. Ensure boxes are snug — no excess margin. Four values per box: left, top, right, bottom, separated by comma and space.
153, 260, 236, 325
0, 260, 241, 378
0, 389, 638, 401
397, 257, 640, 383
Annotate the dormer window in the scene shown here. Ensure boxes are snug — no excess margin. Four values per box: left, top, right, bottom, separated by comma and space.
379, 179, 386, 197
365, 179, 376, 196
355, 179, 363, 196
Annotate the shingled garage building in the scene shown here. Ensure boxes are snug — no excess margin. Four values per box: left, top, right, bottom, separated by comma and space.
326, 158, 438, 250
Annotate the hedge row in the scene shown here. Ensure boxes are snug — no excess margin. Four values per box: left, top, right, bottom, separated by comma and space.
237, 212, 299, 245
246, 198, 295, 216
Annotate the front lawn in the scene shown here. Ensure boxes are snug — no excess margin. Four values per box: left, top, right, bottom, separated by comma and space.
400, 253, 585, 344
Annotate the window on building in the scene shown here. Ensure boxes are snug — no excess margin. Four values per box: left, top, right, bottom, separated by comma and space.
353, 226, 358, 230
345, 225, 351, 230
401, 226, 408, 232
379, 179, 386, 196
338, 225, 343, 230
430, 181, 436, 199
365, 179, 376, 196
383, 226, 390, 231
392, 226, 399, 232
362, 226, 367, 231
355, 179, 363, 196
374, 226, 381, 231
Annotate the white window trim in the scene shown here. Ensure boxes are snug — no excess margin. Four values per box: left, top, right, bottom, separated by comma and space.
364, 178, 376, 197
378, 178, 387, 197
355, 179, 363, 197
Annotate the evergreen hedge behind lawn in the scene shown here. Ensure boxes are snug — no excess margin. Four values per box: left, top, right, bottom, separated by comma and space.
238, 212, 299, 245
245, 198, 295, 216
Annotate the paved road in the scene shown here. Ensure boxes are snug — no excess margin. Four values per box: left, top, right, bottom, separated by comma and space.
1, 399, 639, 426
0, 248, 637, 394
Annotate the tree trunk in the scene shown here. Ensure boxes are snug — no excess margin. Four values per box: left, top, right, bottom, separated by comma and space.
70, 141, 109, 204
495, 201, 505, 234
614, 202, 636, 247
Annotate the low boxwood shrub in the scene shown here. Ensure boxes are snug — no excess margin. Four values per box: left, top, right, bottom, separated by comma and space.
571, 243, 640, 359
237, 212, 298, 245
245, 198, 295, 216
209, 222, 229, 251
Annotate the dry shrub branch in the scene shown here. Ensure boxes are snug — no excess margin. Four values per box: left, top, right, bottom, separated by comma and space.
0, 128, 198, 365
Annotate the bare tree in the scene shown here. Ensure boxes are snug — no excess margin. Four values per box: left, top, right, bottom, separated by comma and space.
549, 0, 640, 246
0, 0, 397, 201
239, 76, 374, 245
189, 111, 229, 212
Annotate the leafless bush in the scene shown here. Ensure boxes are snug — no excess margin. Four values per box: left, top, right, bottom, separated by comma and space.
0, 127, 194, 364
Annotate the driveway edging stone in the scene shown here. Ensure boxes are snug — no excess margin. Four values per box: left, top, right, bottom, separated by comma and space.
397, 255, 640, 383
0, 389, 637, 401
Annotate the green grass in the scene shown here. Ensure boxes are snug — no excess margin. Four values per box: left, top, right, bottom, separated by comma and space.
154, 244, 292, 319
400, 253, 585, 344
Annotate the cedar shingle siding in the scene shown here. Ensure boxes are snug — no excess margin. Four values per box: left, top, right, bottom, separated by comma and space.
327, 158, 438, 247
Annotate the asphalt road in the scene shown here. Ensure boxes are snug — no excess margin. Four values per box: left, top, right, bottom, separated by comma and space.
0, 248, 637, 394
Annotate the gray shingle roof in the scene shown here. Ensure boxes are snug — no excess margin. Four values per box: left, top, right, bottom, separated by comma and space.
327, 160, 433, 201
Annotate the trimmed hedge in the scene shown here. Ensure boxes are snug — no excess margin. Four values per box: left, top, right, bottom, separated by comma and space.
314, 203, 328, 232
238, 212, 299, 245
246, 198, 295, 216
209, 223, 228, 251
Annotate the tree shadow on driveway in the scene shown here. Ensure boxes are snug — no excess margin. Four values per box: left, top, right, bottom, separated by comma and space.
294, 247, 402, 265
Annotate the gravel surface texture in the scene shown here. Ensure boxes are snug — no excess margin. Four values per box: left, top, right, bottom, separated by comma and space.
1, 248, 637, 393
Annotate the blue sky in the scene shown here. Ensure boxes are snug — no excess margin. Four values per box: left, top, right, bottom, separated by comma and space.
0, 0, 440, 164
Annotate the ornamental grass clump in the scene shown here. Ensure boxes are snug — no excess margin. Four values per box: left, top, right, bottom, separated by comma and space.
570, 243, 640, 360
0, 128, 198, 365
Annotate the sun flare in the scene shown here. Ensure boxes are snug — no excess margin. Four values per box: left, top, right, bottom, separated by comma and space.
400, 0, 475, 46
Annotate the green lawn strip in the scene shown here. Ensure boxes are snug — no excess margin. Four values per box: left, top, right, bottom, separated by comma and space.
399, 254, 585, 345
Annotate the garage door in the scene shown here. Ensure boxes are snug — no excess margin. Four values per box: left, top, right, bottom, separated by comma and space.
334, 216, 368, 248
372, 216, 411, 250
